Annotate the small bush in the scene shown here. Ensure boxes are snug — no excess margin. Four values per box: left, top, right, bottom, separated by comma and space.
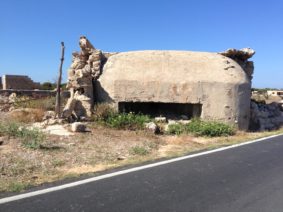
167, 124, 185, 135
93, 105, 152, 130
166, 119, 235, 137
20, 128, 45, 149
0, 122, 20, 137
186, 119, 235, 137
105, 112, 151, 130
40, 82, 56, 90
131, 146, 149, 156
92, 103, 116, 121
0, 122, 45, 149
8, 182, 30, 192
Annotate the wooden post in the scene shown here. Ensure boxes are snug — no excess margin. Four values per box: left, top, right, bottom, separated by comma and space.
55, 42, 65, 118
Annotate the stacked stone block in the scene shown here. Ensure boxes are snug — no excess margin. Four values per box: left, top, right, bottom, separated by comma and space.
2, 75, 40, 90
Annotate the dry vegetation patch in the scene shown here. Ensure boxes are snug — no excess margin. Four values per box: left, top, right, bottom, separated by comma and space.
1, 123, 282, 193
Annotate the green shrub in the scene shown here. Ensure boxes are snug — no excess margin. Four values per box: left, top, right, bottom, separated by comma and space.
8, 182, 30, 192
167, 124, 185, 135
0, 122, 45, 149
93, 105, 152, 130
40, 82, 56, 90
92, 103, 116, 121
20, 128, 45, 149
166, 119, 235, 137
131, 146, 149, 156
186, 119, 235, 137
105, 112, 151, 130
0, 122, 20, 137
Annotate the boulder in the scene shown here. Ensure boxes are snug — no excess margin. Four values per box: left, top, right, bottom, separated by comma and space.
43, 111, 56, 120
145, 122, 159, 134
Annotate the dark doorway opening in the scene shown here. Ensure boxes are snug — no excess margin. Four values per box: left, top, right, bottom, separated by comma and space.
118, 102, 202, 119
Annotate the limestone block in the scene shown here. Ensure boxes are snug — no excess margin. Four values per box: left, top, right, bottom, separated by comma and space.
71, 122, 87, 132
155, 117, 167, 123
145, 122, 159, 134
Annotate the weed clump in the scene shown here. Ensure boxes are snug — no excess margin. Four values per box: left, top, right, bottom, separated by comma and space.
167, 119, 235, 137
167, 124, 184, 135
0, 122, 45, 149
130, 146, 150, 156
93, 104, 151, 130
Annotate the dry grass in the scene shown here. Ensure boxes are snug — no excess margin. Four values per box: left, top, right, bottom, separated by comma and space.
8, 108, 45, 123
13, 96, 56, 111
0, 125, 161, 192
0, 121, 283, 193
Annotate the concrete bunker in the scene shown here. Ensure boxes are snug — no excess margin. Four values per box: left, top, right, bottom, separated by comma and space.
95, 50, 254, 130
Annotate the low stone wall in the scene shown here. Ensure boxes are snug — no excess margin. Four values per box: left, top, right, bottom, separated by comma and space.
2, 75, 41, 90
0, 90, 70, 98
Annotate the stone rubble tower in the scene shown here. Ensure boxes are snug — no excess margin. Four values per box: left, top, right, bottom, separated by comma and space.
62, 36, 102, 119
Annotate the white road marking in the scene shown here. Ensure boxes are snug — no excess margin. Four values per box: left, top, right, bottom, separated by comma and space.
0, 133, 282, 205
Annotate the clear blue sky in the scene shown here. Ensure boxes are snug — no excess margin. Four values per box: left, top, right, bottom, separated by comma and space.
0, 0, 282, 88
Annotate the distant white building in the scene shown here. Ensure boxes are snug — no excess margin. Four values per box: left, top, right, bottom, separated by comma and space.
267, 90, 283, 97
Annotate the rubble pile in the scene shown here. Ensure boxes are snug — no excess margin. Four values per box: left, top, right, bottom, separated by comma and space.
250, 101, 283, 131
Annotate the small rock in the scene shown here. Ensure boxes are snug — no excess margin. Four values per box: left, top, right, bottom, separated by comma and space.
71, 122, 87, 132
178, 120, 191, 125
145, 122, 159, 134
68, 142, 76, 146
44, 125, 74, 136
0, 140, 4, 146
154, 117, 167, 123
47, 119, 58, 125
8, 106, 15, 112
43, 111, 56, 120
8, 93, 17, 103
164, 124, 170, 132
45, 118, 64, 125
168, 120, 177, 125
117, 156, 126, 160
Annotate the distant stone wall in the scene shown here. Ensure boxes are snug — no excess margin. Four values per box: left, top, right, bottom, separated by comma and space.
0, 89, 70, 98
2, 75, 41, 90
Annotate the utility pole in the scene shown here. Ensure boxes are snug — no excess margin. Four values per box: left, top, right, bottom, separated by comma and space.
55, 42, 65, 118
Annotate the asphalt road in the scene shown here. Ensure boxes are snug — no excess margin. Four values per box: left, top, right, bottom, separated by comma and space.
1, 134, 283, 212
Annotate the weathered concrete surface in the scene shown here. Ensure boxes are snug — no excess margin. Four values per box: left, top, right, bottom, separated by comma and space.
96, 50, 251, 130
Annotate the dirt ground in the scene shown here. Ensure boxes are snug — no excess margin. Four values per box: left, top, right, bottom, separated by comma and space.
1, 122, 282, 193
